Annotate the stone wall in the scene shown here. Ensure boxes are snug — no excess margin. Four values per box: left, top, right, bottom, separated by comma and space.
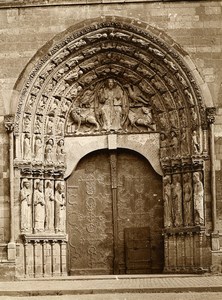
0, 0, 222, 260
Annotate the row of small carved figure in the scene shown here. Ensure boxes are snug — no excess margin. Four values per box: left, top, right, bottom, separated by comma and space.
20, 179, 66, 233
23, 114, 66, 136
163, 172, 204, 228
160, 129, 201, 159
22, 135, 65, 164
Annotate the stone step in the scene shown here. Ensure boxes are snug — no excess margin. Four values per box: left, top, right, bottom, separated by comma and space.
0, 275, 222, 297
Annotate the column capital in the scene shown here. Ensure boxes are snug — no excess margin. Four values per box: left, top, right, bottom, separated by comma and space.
206, 107, 216, 125
4, 114, 15, 132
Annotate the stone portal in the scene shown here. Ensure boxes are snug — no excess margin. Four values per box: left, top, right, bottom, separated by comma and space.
4, 16, 215, 278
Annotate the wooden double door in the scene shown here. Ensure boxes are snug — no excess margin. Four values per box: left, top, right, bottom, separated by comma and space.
67, 149, 164, 275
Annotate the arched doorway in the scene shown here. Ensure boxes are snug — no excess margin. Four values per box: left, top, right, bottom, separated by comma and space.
67, 149, 163, 275
4, 16, 216, 278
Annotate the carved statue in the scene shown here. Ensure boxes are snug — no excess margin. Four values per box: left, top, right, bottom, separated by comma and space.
56, 139, 66, 164
61, 100, 70, 114
33, 179, 45, 232
84, 32, 107, 42
160, 132, 169, 159
151, 78, 167, 93
171, 174, 183, 227
48, 98, 59, 116
162, 93, 175, 110
151, 95, 164, 112
46, 116, 54, 135
55, 181, 66, 233
184, 89, 195, 106
169, 110, 179, 129
57, 117, 65, 135
45, 139, 54, 163
180, 127, 189, 156
70, 107, 100, 133
26, 95, 35, 111
40, 62, 56, 80
192, 130, 200, 154
193, 172, 204, 225
163, 175, 173, 227
173, 91, 184, 109
20, 178, 32, 232
191, 107, 198, 129
128, 107, 154, 132
150, 62, 166, 76
163, 58, 178, 72
97, 78, 124, 132
175, 72, 188, 88
158, 112, 169, 131
183, 173, 193, 226
45, 180, 55, 231
34, 135, 43, 161
52, 48, 70, 65
109, 31, 131, 41
35, 115, 43, 134
179, 109, 187, 128
163, 75, 177, 91
23, 114, 31, 132
23, 133, 31, 160
64, 67, 83, 84
170, 131, 179, 157
38, 95, 48, 113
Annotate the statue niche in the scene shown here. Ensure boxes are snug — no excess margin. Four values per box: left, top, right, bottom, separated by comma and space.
66, 78, 155, 135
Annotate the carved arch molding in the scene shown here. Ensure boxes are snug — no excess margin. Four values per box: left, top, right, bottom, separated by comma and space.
4, 17, 216, 277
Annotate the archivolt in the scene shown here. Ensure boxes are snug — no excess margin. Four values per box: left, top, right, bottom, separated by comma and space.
12, 16, 211, 165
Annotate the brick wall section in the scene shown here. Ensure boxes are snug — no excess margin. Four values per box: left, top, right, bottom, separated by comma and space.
0, 0, 222, 243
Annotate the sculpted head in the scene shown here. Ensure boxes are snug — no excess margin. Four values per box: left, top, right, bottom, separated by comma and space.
23, 179, 30, 189
107, 78, 115, 89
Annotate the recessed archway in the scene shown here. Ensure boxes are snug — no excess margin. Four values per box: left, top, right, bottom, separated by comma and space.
4, 16, 215, 277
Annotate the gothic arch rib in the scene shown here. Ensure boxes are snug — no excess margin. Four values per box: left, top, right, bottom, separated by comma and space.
11, 16, 212, 165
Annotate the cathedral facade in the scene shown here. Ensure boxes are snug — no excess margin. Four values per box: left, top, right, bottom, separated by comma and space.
0, 0, 222, 279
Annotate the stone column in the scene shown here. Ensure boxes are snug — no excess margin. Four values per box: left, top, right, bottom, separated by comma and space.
4, 115, 16, 260
207, 108, 220, 250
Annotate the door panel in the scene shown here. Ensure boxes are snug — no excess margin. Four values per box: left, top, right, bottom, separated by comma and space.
125, 227, 151, 274
67, 149, 164, 275
67, 152, 114, 275
116, 150, 163, 273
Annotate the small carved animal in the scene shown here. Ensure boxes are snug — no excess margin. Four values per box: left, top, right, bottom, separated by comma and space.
128, 107, 154, 132
70, 108, 100, 133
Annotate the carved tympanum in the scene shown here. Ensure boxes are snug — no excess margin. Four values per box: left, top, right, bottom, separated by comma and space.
66, 78, 155, 135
